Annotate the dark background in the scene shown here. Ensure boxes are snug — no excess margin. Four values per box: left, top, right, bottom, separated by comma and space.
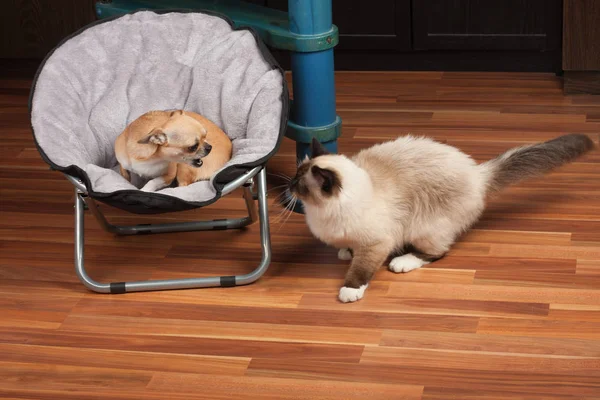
265, 0, 563, 72
1, 0, 599, 92
0, 0, 563, 71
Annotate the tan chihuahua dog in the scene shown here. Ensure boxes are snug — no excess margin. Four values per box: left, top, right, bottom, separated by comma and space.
115, 110, 232, 192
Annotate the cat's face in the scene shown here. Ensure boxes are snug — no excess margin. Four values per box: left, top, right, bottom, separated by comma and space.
289, 139, 343, 204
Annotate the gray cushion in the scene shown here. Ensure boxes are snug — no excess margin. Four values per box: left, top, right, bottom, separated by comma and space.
31, 10, 285, 205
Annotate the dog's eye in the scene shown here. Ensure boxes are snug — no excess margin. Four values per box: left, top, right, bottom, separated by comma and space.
188, 143, 199, 152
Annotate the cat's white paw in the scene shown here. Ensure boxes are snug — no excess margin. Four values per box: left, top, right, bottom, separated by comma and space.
338, 248, 353, 261
338, 284, 368, 303
389, 253, 429, 273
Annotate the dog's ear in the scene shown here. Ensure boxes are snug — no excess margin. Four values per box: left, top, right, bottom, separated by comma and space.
138, 128, 168, 145
169, 110, 184, 117
311, 137, 330, 158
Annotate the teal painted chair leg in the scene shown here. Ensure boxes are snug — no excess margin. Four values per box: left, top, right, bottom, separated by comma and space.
285, 0, 341, 213
286, 0, 341, 162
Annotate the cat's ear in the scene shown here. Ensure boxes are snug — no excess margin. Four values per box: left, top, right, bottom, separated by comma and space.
311, 137, 330, 158
311, 165, 341, 194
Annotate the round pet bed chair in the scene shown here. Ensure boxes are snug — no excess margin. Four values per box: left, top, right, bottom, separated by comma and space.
29, 10, 289, 294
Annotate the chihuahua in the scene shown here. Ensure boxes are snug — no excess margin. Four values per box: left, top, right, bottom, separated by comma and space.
115, 110, 232, 192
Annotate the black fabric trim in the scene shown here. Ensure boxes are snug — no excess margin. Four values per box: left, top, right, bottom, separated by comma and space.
29, 8, 289, 214
110, 282, 127, 294
220, 276, 236, 287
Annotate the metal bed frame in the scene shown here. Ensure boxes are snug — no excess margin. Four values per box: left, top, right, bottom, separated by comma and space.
68, 167, 271, 294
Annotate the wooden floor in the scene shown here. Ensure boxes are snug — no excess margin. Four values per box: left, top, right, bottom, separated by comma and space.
1, 72, 600, 399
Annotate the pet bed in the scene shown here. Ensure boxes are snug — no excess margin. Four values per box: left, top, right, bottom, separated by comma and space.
29, 10, 289, 293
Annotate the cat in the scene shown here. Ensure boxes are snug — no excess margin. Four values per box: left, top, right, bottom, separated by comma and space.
288, 134, 595, 303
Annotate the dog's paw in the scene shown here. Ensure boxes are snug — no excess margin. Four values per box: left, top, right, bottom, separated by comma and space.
338, 248, 353, 261
140, 184, 157, 192
140, 179, 165, 192
338, 284, 368, 303
389, 253, 429, 273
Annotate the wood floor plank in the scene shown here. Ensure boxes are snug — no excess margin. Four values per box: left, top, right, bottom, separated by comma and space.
361, 346, 600, 376
379, 329, 600, 357
386, 282, 600, 305
577, 259, 600, 275
59, 314, 384, 345
247, 358, 600, 397
431, 256, 576, 273
0, 291, 81, 329
459, 229, 572, 245
0, 361, 153, 391
147, 373, 424, 399
489, 243, 600, 260
337, 110, 434, 127
78, 287, 303, 308
547, 304, 600, 322
421, 387, 588, 400
68, 298, 480, 332
0, 343, 250, 375
477, 318, 600, 340
299, 294, 549, 318
375, 268, 475, 284
354, 128, 594, 143
473, 273, 600, 289
0, 328, 365, 363
473, 217, 600, 242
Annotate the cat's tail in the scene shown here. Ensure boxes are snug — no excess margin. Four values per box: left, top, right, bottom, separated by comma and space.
481, 133, 595, 193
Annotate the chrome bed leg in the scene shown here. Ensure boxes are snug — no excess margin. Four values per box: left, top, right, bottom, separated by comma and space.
73, 168, 271, 293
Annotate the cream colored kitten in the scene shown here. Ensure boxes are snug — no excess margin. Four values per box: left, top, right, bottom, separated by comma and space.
289, 135, 594, 303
